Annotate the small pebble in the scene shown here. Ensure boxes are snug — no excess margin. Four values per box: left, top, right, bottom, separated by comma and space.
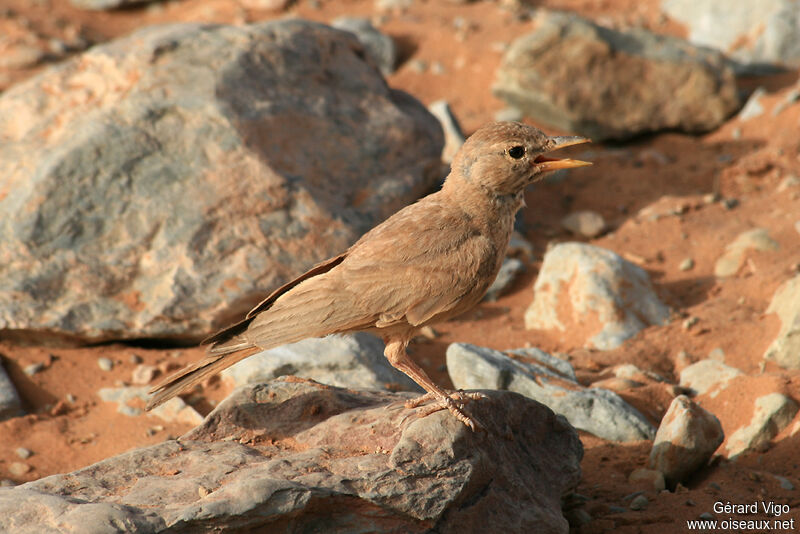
66, 393, 77, 403
699, 512, 715, 520
408, 59, 427, 73
775, 475, 794, 491
608, 505, 627, 514
629, 494, 649, 511
8, 462, 30, 476
703, 192, 721, 204
708, 482, 721, 491
430, 61, 445, 75
679, 258, 694, 271
129, 354, 143, 364
682, 317, 699, 330
98, 357, 114, 371
0, 479, 16, 487
131, 364, 158, 385
722, 197, 739, 210
23, 362, 45, 376
14, 447, 31, 459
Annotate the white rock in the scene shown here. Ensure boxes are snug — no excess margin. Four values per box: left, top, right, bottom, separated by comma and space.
763, 274, 800, 369
0, 361, 23, 421
524, 243, 670, 350
714, 228, 779, 277
447, 343, 656, 441
726, 393, 799, 457
560, 210, 606, 238
679, 359, 742, 397
98, 386, 203, 425
648, 395, 724, 484
221, 333, 421, 392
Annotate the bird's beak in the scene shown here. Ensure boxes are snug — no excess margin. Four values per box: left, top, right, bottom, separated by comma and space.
533, 136, 592, 172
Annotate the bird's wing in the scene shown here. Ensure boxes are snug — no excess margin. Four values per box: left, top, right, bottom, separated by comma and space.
333, 196, 497, 329
201, 251, 348, 348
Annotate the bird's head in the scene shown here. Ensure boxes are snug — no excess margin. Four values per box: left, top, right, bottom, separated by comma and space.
449, 121, 591, 197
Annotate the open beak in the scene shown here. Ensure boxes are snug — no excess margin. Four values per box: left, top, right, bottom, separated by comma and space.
533, 136, 592, 172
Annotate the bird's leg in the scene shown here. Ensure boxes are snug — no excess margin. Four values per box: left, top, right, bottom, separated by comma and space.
384, 339, 484, 431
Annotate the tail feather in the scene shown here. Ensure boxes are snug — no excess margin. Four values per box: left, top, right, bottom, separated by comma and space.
146, 340, 255, 411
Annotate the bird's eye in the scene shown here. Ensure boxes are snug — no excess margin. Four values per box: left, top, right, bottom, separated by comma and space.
508, 146, 525, 159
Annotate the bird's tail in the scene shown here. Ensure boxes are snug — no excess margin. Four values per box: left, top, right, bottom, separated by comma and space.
145, 339, 256, 411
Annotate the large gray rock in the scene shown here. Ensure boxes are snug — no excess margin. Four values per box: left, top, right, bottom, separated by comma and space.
493, 10, 739, 141
524, 243, 670, 350
221, 332, 422, 391
662, 0, 800, 74
763, 274, 800, 369
447, 343, 656, 441
0, 21, 443, 345
0, 378, 583, 534
649, 395, 724, 485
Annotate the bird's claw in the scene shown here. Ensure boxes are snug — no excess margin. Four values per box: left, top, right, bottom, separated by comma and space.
404, 390, 487, 431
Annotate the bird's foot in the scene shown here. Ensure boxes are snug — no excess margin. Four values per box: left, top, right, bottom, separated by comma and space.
405, 390, 487, 431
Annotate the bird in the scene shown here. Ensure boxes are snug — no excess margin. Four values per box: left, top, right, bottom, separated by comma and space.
147, 121, 590, 430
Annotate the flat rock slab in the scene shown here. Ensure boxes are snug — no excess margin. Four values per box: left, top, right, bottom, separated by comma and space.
0, 20, 442, 345
493, 9, 739, 141
0, 378, 583, 534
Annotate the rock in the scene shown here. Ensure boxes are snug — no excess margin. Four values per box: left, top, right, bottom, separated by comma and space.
22, 362, 44, 376
679, 258, 694, 271
773, 89, 800, 116
427, 100, 465, 164
0, 21, 443, 345
483, 257, 525, 301
679, 359, 742, 397
69, 0, 156, 9
447, 343, 656, 441
628, 468, 666, 492
14, 448, 32, 460
714, 228, 779, 277
8, 463, 30, 477
493, 10, 739, 141
648, 395, 724, 485
629, 494, 649, 511
0, 378, 583, 533
524, 243, 670, 350
726, 393, 799, 457
0, 359, 23, 421
331, 16, 397, 76
99, 386, 204, 425
763, 274, 800, 369
661, 0, 800, 74
97, 357, 113, 372
738, 87, 767, 121
221, 333, 422, 392
131, 364, 158, 385
560, 210, 606, 238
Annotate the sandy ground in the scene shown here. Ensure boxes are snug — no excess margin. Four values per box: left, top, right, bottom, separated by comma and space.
1, 1, 799, 532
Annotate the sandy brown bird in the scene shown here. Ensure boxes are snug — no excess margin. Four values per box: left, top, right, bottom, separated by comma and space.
147, 121, 590, 430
